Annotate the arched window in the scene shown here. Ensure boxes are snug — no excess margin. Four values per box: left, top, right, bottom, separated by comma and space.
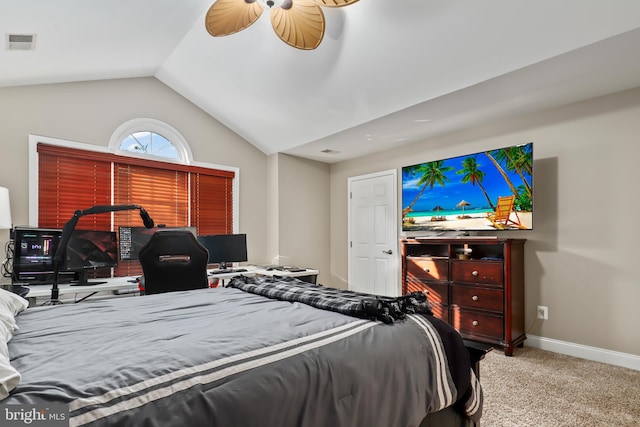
119, 131, 177, 159
33, 120, 239, 276
109, 118, 193, 164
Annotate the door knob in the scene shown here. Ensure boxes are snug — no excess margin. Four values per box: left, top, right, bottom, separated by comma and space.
382, 249, 393, 254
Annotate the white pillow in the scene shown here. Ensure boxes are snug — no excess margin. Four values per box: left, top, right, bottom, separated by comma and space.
0, 289, 28, 333
0, 288, 29, 316
0, 323, 20, 401
0, 289, 27, 400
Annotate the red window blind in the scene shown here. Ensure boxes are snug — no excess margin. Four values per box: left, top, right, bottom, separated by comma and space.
113, 164, 189, 277
113, 164, 189, 228
37, 143, 235, 277
38, 146, 112, 230
191, 172, 234, 235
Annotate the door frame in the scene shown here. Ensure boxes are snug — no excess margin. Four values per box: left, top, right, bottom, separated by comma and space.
347, 169, 399, 295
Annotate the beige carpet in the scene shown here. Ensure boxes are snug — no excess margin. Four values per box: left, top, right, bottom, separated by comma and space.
479, 347, 640, 427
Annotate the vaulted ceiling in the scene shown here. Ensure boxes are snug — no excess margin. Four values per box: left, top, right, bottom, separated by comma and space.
2, 0, 640, 163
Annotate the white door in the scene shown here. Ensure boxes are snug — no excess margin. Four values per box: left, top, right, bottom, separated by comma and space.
348, 170, 398, 297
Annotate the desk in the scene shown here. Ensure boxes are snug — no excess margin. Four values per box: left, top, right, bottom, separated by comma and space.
207, 266, 319, 285
17, 266, 320, 304
207, 268, 256, 287
20, 277, 139, 305
254, 268, 319, 284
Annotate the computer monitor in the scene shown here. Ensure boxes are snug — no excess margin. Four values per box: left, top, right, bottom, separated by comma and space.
197, 233, 247, 269
12, 227, 72, 285
119, 226, 197, 261
63, 229, 118, 286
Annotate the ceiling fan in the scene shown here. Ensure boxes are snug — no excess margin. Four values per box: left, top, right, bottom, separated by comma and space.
205, 0, 360, 50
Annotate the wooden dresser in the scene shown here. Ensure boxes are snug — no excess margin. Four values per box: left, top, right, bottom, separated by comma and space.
401, 237, 526, 356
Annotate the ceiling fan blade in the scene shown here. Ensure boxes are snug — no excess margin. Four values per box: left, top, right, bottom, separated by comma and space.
271, 1, 325, 50
313, 0, 360, 7
205, 0, 263, 37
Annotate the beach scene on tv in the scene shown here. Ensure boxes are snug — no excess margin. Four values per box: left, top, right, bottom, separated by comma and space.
402, 143, 533, 232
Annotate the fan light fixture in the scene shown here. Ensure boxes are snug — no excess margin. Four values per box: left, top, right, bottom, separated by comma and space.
205, 0, 359, 50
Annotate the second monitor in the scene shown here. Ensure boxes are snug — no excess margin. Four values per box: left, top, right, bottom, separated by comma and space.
65, 229, 118, 286
197, 233, 247, 271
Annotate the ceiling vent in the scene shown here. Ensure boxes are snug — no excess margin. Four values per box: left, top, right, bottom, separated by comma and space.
6, 33, 36, 51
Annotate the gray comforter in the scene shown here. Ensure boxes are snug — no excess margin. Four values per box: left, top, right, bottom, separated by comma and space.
6, 287, 481, 427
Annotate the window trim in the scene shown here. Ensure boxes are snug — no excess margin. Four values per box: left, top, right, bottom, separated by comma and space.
28, 134, 240, 232
108, 118, 193, 164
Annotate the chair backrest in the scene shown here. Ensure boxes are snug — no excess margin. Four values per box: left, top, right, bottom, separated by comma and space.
493, 195, 516, 221
138, 230, 209, 295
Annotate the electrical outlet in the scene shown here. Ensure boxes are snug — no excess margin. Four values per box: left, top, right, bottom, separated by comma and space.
537, 305, 548, 320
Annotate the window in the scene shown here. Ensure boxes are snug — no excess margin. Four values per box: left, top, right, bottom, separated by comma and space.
35, 140, 236, 276
119, 131, 178, 160
109, 118, 192, 164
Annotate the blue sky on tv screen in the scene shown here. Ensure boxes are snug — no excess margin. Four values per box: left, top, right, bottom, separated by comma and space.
402, 144, 532, 214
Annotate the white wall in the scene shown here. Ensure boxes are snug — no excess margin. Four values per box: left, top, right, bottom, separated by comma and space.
329, 87, 640, 357
273, 154, 331, 284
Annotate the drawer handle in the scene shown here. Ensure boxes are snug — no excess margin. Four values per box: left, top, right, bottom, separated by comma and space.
472, 295, 479, 301
472, 270, 479, 276
472, 320, 479, 326
423, 268, 430, 273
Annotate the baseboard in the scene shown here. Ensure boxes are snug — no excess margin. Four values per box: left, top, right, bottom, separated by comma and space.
526, 335, 640, 371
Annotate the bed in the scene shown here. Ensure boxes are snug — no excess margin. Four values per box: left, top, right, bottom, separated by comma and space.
1, 276, 482, 427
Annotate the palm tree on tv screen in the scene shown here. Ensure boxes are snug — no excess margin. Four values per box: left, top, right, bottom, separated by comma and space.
487, 146, 533, 210
456, 156, 494, 210
492, 146, 532, 198
403, 160, 454, 219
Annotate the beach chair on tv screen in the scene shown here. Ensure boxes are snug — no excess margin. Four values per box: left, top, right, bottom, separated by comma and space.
486, 195, 527, 230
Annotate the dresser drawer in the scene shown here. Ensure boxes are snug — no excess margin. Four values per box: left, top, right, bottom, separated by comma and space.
450, 285, 503, 312
406, 257, 448, 281
404, 277, 448, 305
451, 307, 503, 340
451, 261, 503, 286
430, 303, 449, 323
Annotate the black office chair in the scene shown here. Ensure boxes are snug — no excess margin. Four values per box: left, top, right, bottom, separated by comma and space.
138, 230, 209, 295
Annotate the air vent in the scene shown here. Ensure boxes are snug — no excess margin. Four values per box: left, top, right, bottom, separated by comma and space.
7, 33, 36, 51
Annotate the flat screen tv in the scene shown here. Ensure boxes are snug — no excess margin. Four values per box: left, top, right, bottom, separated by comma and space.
64, 229, 118, 285
402, 142, 533, 233
11, 227, 70, 285
197, 233, 247, 270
